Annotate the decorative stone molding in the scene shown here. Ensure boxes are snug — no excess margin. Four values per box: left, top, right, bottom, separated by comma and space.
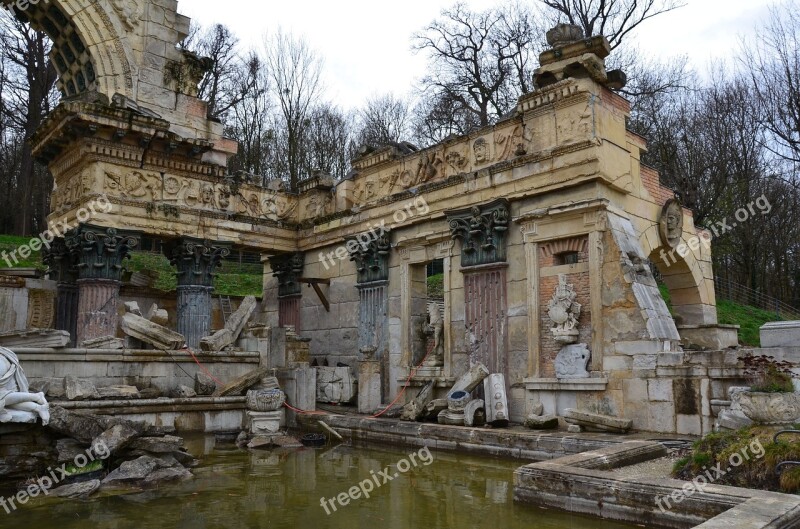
65, 224, 139, 281
540, 237, 588, 258
347, 231, 391, 284
268, 253, 305, 298
167, 238, 231, 288
43, 238, 78, 285
446, 199, 510, 268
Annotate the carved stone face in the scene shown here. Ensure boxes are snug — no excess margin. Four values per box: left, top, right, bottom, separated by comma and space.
659, 199, 684, 248
201, 184, 214, 205
473, 138, 489, 164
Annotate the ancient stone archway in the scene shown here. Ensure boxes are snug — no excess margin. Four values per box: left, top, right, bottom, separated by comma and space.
3, 0, 137, 99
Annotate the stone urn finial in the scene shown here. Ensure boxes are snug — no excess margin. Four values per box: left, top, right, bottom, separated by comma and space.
546, 23, 586, 47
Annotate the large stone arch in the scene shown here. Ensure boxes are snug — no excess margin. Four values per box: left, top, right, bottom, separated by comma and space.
641, 223, 718, 326
3, 0, 136, 99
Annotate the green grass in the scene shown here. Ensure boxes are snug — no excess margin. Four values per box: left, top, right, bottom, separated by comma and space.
659, 283, 780, 347
427, 273, 444, 300
127, 252, 263, 297
0, 234, 47, 270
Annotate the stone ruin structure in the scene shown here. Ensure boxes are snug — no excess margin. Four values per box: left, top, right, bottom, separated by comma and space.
0, 1, 749, 436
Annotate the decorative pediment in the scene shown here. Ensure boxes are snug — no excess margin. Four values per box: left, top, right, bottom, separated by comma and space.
446, 199, 510, 268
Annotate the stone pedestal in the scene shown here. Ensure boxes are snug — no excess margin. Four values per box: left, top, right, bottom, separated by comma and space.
76, 279, 121, 344
177, 285, 212, 349
247, 410, 285, 435
358, 360, 382, 414
0, 277, 28, 332
55, 283, 79, 346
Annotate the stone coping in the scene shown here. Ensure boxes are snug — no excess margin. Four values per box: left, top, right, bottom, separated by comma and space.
524, 377, 609, 391
514, 442, 800, 529
299, 413, 649, 460
14, 348, 261, 363
53, 396, 247, 415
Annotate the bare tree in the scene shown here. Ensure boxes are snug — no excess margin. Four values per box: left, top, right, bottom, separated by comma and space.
0, 13, 58, 236
744, 1, 800, 166
264, 30, 324, 191
353, 93, 413, 147
412, 3, 540, 143
191, 24, 258, 120
225, 51, 271, 177
536, 0, 685, 50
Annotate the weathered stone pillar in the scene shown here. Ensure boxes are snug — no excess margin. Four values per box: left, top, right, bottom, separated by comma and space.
44, 238, 79, 346
167, 238, 231, 349
348, 232, 391, 410
268, 253, 304, 330
66, 225, 139, 344
447, 199, 510, 380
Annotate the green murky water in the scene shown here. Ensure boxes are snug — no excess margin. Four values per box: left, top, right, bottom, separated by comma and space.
4, 436, 638, 529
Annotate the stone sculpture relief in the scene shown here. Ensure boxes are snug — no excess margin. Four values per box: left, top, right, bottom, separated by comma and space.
0, 347, 50, 425
495, 125, 530, 160
105, 170, 159, 201
111, 0, 144, 29
554, 343, 591, 379
425, 301, 445, 367
445, 148, 468, 173
659, 199, 684, 249
473, 137, 491, 164
548, 274, 581, 344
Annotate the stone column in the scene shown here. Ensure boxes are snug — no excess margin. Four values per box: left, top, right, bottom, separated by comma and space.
348, 232, 391, 407
167, 238, 231, 349
44, 238, 79, 346
447, 199, 511, 383
66, 225, 139, 345
268, 253, 305, 331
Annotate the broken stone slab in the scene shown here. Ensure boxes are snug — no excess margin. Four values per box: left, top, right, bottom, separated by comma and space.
174, 385, 197, 398
93, 422, 141, 456
0, 329, 70, 348
65, 375, 100, 401
212, 367, 270, 397
195, 373, 217, 396
564, 409, 633, 433
567, 425, 583, 433
97, 386, 140, 400
47, 406, 148, 444
716, 409, 754, 431
464, 399, 486, 427
52, 480, 101, 499
449, 363, 490, 397
438, 409, 466, 426
248, 435, 279, 449
120, 312, 185, 351
316, 366, 357, 404
200, 296, 258, 352
146, 303, 169, 327
530, 402, 545, 417
400, 380, 435, 422
56, 438, 87, 463
128, 435, 185, 454
273, 435, 302, 448
484, 374, 510, 427
524, 414, 559, 430
102, 455, 184, 488
423, 399, 448, 421
80, 336, 125, 350
124, 301, 142, 316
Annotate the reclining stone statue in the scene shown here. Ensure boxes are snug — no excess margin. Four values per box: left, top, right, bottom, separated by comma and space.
0, 347, 49, 425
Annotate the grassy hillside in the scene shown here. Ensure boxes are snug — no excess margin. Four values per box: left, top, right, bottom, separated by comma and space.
0, 234, 47, 270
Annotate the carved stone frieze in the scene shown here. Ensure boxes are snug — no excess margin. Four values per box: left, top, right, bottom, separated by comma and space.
447, 199, 510, 268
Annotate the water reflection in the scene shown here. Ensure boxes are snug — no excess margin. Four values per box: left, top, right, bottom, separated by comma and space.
8, 437, 636, 529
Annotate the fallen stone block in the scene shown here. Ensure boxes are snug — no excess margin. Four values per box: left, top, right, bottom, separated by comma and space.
400, 381, 435, 422
97, 386, 140, 400
213, 367, 270, 397
200, 296, 257, 352
316, 366, 356, 404
129, 435, 185, 454
81, 336, 125, 350
464, 399, 486, 427
124, 301, 142, 316
423, 399, 448, 421
93, 423, 141, 455
174, 385, 197, 398
56, 438, 87, 463
65, 375, 100, 401
564, 409, 632, 433
524, 414, 559, 430
195, 373, 217, 396
47, 406, 147, 444
120, 312, 185, 350
146, 303, 169, 327
449, 363, 490, 396
716, 409, 754, 431
0, 329, 70, 348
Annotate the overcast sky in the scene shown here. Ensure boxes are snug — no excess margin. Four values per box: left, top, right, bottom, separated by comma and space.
178, 0, 775, 110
